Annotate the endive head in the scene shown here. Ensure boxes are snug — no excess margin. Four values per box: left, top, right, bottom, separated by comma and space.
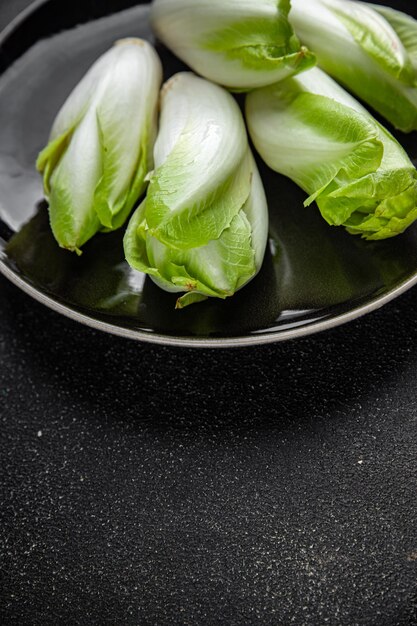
246, 67, 417, 240
290, 0, 417, 132
37, 38, 163, 253
150, 0, 316, 90
124, 72, 269, 308
292, 0, 417, 84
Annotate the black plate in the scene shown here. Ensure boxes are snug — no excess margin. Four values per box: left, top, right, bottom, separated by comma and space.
0, 0, 417, 347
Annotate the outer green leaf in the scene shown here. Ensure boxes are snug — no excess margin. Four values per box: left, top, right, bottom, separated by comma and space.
203, 16, 314, 77
47, 109, 102, 254
147, 149, 252, 250
36, 128, 74, 197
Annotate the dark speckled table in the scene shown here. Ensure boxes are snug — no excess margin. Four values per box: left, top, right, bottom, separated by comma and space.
1, 1, 417, 625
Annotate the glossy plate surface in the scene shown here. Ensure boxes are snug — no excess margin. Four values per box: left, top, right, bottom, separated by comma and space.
1, 0, 417, 348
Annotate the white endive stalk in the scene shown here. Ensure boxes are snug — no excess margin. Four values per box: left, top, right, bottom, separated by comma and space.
290, 0, 417, 132
124, 72, 269, 309
246, 67, 417, 240
37, 39, 162, 253
150, 0, 315, 90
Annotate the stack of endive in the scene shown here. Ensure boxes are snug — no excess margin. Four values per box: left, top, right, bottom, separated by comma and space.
37, 0, 417, 308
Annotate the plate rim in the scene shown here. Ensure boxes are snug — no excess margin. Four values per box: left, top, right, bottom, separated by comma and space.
1, 0, 417, 349
2, 259, 417, 348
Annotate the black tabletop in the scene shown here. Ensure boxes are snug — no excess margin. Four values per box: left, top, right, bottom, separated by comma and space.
1, 2, 417, 625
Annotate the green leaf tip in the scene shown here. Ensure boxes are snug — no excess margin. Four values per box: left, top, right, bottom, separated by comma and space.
175, 292, 209, 310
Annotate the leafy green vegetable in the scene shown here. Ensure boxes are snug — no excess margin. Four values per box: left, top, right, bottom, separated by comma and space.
246, 67, 417, 240
37, 39, 162, 253
370, 4, 417, 71
290, 0, 417, 132
124, 72, 269, 308
150, 0, 315, 90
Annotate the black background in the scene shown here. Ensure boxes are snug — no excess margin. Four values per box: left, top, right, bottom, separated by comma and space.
1, 1, 417, 624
